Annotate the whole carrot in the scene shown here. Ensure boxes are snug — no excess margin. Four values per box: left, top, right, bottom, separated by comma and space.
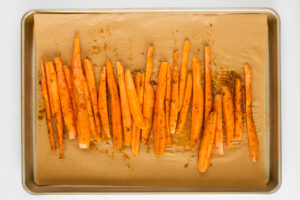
222, 86, 234, 148
98, 67, 111, 139
116, 61, 133, 145
178, 40, 191, 110
198, 112, 217, 173
234, 78, 243, 141
244, 64, 259, 162
106, 59, 123, 149
40, 58, 56, 152
190, 57, 204, 150
83, 58, 101, 140
45, 61, 64, 158
165, 63, 172, 147
125, 69, 145, 129
169, 51, 179, 134
176, 73, 193, 134
142, 46, 155, 144
204, 46, 213, 121
214, 94, 224, 155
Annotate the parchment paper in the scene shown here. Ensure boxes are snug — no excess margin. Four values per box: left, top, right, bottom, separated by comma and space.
34, 13, 267, 187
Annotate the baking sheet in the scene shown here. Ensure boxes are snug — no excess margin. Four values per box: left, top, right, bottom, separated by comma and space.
34, 13, 267, 187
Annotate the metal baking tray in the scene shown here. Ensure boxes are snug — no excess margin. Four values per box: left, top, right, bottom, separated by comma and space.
21, 8, 281, 194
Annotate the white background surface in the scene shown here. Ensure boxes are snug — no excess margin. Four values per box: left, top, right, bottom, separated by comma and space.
0, 0, 299, 199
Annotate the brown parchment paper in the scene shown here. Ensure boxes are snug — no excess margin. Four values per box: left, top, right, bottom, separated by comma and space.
34, 13, 267, 187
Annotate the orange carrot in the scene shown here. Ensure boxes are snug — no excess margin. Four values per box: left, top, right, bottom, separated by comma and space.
204, 46, 213, 121
169, 51, 179, 134
190, 57, 204, 150
83, 58, 101, 140
125, 69, 145, 129
244, 64, 259, 162
98, 67, 111, 139
106, 59, 123, 149
45, 61, 64, 158
214, 94, 224, 155
154, 62, 168, 156
165, 63, 172, 147
234, 77, 243, 141
141, 46, 155, 144
221, 86, 234, 148
40, 58, 56, 152
176, 73, 193, 134
132, 73, 145, 156
198, 112, 217, 173
54, 57, 77, 140
178, 40, 191, 110
116, 61, 132, 145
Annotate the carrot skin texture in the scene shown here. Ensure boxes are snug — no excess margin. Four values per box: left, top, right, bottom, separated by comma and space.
204, 46, 213, 121
116, 61, 133, 145
222, 86, 234, 148
234, 78, 243, 141
165, 64, 172, 147
106, 59, 123, 149
214, 94, 224, 155
190, 58, 204, 150
40, 58, 56, 152
244, 64, 259, 162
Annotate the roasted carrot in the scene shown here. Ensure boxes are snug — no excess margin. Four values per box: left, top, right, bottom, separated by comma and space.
165, 63, 172, 147
132, 73, 145, 156
106, 59, 123, 149
40, 58, 56, 152
116, 61, 132, 145
71, 34, 90, 149
178, 40, 191, 110
54, 57, 77, 140
98, 67, 111, 139
125, 69, 145, 129
154, 62, 168, 156
190, 57, 204, 150
169, 51, 179, 135
244, 64, 259, 162
204, 46, 213, 121
176, 73, 193, 134
214, 94, 224, 155
198, 112, 217, 173
234, 77, 243, 141
141, 46, 155, 144
83, 58, 101, 140
221, 86, 234, 148
45, 61, 64, 158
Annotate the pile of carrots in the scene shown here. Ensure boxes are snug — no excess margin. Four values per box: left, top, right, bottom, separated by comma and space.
40, 34, 258, 173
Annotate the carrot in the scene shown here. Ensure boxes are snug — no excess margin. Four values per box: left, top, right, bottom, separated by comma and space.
45, 61, 64, 158
40, 58, 56, 152
125, 69, 145, 129
214, 94, 224, 155
165, 63, 172, 147
63, 65, 78, 122
98, 67, 111, 139
198, 112, 217, 173
176, 73, 193, 134
83, 58, 101, 140
116, 61, 132, 145
221, 86, 234, 148
204, 46, 213, 121
190, 57, 204, 150
244, 64, 259, 162
132, 73, 145, 156
234, 77, 243, 141
54, 57, 77, 140
71, 34, 90, 149
106, 59, 123, 149
169, 51, 179, 135
141, 46, 155, 144
154, 62, 168, 156
178, 40, 191, 110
